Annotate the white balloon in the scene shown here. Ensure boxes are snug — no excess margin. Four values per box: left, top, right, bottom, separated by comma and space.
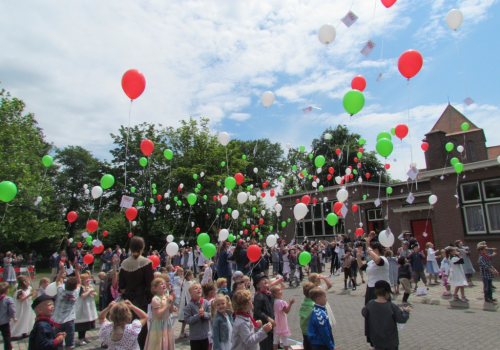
266, 235, 277, 247
132, 221, 137, 227
218, 132, 230, 146
261, 210, 266, 216
324, 133, 331, 140
166, 242, 179, 256
379, 230, 395, 248
358, 177, 363, 183
316, 168, 322, 174
200, 172, 205, 178
286, 143, 291, 149
281, 178, 286, 184
457, 145, 464, 153
83, 184, 88, 189
316, 178, 320, 184
253, 167, 258, 173
337, 188, 348, 202
359, 222, 363, 227
232, 210, 240, 220
323, 197, 328, 203
166, 204, 170, 210
250, 184, 254, 189
497, 155, 500, 164
45, 282, 59, 297
237, 192, 248, 204
312, 182, 317, 188
68, 238, 73, 243
246, 237, 250, 242
345, 168, 352, 176
180, 183, 184, 189
261, 91, 275, 108
294, 203, 309, 220
36, 196, 42, 202
429, 195, 438, 205
167, 234, 174, 243
84, 189, 90, 195
219, 229, 229, 241
275, 204, 282, 213
91, 186, 103, 199
446, 9, 463, 30
335, 176, 342, 185
223, 187, 228, 193
318, 24, 336, 45
164, 192, 170, 197
221, 195, 228, 205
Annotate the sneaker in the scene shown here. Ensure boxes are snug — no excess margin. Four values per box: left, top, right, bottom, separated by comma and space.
79, 339, 88, 346
442, 291, 452, 296
485, 298, 496, 303
461, 296, 469, 302
453, 294, 459, 301
352, 286, 356, 291
179, 332, 186, 338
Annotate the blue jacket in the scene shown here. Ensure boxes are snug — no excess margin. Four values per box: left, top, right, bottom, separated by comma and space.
212, 311, 233, 349
28, 318, 59, 350
308, 305, 335, 350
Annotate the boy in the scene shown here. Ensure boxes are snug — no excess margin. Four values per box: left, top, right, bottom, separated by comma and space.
307, 288, 336, 350
397, 257, 413, 305
478, 243, 499, 303
408, 244, 427, 291
184, 283, 211, 350
216, 278, 228, 295
298, 283, 315, 350
28, 295, 66, 350
0, 282, 17, 350
229, 271, 245, 298
53, 261, 80, 349
362, 280, 410, 350
253, 273, 275, 350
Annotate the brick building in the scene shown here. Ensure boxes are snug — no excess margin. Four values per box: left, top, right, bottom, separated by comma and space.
278, 105, 500, 268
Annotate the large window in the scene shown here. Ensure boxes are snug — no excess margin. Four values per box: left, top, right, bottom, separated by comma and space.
463, 205, 486, 234
460, 179, 500, 235
461, 182, 481, 202
296, 202, 340, 237
466, 141, 477, 162
367, 208, 383, 221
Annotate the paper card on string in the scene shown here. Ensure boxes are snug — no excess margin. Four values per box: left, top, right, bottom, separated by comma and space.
376, 73, 383, 82
407, 167, 418, 181
66, 266, 74, 275
303, 106, 312, 114
360, 40, 376, 58
247, 218, 251, 224
150, 206, 156, 214
374, 198, 381, 207
180, 240, 185, 246
120, 195, 134, 208
406, 192, 415, 204
253, 145, 258, 155
81, 232, 89, 238
341, 11, 358, 27
340, 205, 348, 217
385, 227, 392, 237
422, 232, 428, 237
93, 239, 102, 247
463, 97, 474, 106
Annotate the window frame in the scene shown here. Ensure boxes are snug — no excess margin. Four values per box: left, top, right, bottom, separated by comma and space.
485, 202, 500, 234
460, 181, 481, 203
367, 208, 383, 221
462, 204, 487, 234
482, 179, 500, 202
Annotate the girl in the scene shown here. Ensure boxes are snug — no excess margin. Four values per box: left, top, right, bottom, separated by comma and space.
10, 276, 36, 339
426, 242, 441, 285
342, 248, 356, 291
2, 252, 16, 286
308, 273, 336, 328
446, 247, 468, 301
99, 301, 149, 350
386, 250, 399, 294
455, 240, 476, 285
173, 267, 183, 307
440, 249, 451, 296
144, 278, 175, 350
270, 286, 294, 350
178, 269, 194, 338
75, 273, 99, 345
211, 294, 234, 350
282, 249, 290, 281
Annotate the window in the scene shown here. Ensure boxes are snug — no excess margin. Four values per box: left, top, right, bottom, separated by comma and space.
313, 221, 324, 236
449, 138, 458, 149
486, 203, 500, 233
463, 204, 486, 234
466, 141, 477, 162
483, 180, 500, 200
313, 203, 323, 220
304, 221, 313, 237
461, 182, 481, 202
461, 179, 500, 235
367, 208, 383, 221
296, 223, 303, 236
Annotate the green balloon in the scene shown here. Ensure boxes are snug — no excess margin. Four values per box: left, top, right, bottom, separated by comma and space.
363, 195, 366, 200
454, 162, 464, 173
221, 161, 226, 167
445, 142, 454, 152
174, 196, 178, 201
255, 228, 259, 233
269, 226, 273, 231
193, 174, 198, 180
202, 243, 216, 258
376, 139, 394, 158
326, 213, 338, 226
279, 176, 283, 180
228, 234, 235, 242
197, 233, 210, 247
0, 181, 17, 203
227, 208, 232, 213
42, 155, 53, 167
150, 198, 154, 204
187, 193, 197, 206
302, 169, 308, 176
246, 186, 251, 191
100, 174, 115, 189
217, 208, 221, 214
153, 189, 157, 195
377, 131, 392, 141
242, 155, 246, 160
281, 221, 286, 227
461, 122, 469, 131
139, 157, 148, 167
138, 201, 143, 206
292, 165, 297, 171
287, 218, 291, 223
197, 184, 201, 189
236, 235, 240, 239
315, 155, 326, 168
308, 175, 312, 180
387, 187, 393, 194
359, 138, 366, 145
164, 149, 173, 160
353, 170, 357, 175
242, 222, 246, 226
252, 207, 256, 212
390, 127, 396, 136
298, 251, 312, 266
152, 184, 156, 189
318, 185, 324, 191
357, 152, 362, 159
218, 182, 221, 187
86, 236, 92, 244
308, 154, 313, 159
289, 189, 293, 195
224, 177, 236, 190
203, 195, 207, 200
177, 200, 182, 206
195, 188, 199, 193
343, 90, 365, 115
259, 235, 263, 240
450, 157, 459, 166
130, 187, 136, 193
300, 145, 305, 152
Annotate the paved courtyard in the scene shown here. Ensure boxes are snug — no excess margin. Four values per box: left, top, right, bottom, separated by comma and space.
4, 273, 500, 349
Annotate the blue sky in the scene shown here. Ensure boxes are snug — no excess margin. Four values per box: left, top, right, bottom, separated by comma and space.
1, 0, 499, 188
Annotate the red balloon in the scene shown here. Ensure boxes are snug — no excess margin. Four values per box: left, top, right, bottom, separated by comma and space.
421, 142, 429, 151
196, 227, 201, 233
398, 50, 423, 79
148, 255, 160, 269
213, 196, 217, 201
352, 204, 358, 212
157, 195, 162, 201
312, 198, 318, 204
252, 232, 256, 236
381, 0, 397, 8
77, 242, 82, 248
385, 163, 391, 170
354, 157, 358, 163
359, 148, 364, 153
218, 194, 223, 199
83, 254, 94, 265
126, 207, 138, 221
225, 214, 229, 220
103, 231, 108, 237
313, 176, 317, 181
355, 228, 364, 237
67, 211, 78, 223
328, 167, 334, 174
395, 124, 409, 140
351, 75, 367, 92
301, 195, 311, 205
327, 174, 332, 181
251, 225, 255, 230
348, 166, 352, 170
128, 232, 133, 238
86, 220, 98, 233
262, 183, 267, 189
299, 172, 304, 178
350, 174, 354, 179
247, 244, 261, 262
140, 139, 154, 156
335, 149, 341, 155
296, 199, 300, 203
121, 69, 146, 100
333, 202, 344, 217
261, 192, 266, 198
358, 163, 362, 168
344, 175, 350, 182
270, 189, 275, 197
235, 173, 244, 185
366, 173, 371, 178
244, 229, 248, 234
259, 218, 264, 225
178, 186, 182, 192
93, 245, 104, 255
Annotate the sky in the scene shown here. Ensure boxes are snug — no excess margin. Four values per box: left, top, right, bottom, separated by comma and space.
1, 0, 499, 194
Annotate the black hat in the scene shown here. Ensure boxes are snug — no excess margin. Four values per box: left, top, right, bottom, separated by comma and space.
32, 294, 55, 311
253, 273, 268, 289
374, 280, 392, 294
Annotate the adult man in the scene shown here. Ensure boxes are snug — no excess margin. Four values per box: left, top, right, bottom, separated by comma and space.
102, 248, 113, 273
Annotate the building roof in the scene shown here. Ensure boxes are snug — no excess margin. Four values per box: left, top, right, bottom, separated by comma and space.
488, 146, 500, 159
427, 104, 479, 135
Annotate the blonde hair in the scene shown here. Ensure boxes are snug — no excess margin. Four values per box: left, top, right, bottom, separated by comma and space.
270, 285, 281, 297
210, 293, 230, 319
80, 273, 90, 280
39, 278, 50, 287
175, 268, 184, 276
188, 282, 201, 294
309, 287, 326, 302
232, 289, 252, 312
302, 282, 315, 298
109, 302, 132, 326
185, 270, 194, 280
308, 273, 320, 286
151, 277, 166, 295
216, 278, 227, 288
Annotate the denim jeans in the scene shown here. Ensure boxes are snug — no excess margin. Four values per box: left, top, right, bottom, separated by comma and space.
55, 320, 75, 348
483, 278, 493, 300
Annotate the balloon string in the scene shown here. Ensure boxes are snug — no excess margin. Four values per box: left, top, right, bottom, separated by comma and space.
225, 148, 229, 175
406, 80, 414, 166
37, 168, 48, 197
440, 153, 450, 178
124, 100, 133, 189
453, 33, 470, 97
348, 0, 356, 12
367, 0, 378, 40
182, 206, 192, 241
0, 204, 9, 229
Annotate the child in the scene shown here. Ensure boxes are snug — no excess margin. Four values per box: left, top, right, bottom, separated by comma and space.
439, 249, 451, 296
183, 283, 211, 350
243, 276, 252, 291
173, 267, 183, 307
408, 244, 428, 291
38, 278, 50, 297
386, 250, 399, 294
342, 248, 356, 291
28, 295, 66, 349
10, 276, 36, 340
178, 269, 194, 338
231, 290, 272, 350
217, 278, 229, 295
397, 257, 412, 305
201, 263, 213, 285
211, 294, 233, 350
288, 249, 299, 288
74, 273, 98, 346
98, 272, 107, 311
298, 283, 315, 350
0, 282, 17, 350
99, 301, 148, 350
477, 243, 499, 303
307, 288, 336, 350
362, 280, 410, 350
270, 286, 294, 350
308, 274, 335, 328
253, 273, 275, 350
426, 242, 441, 285
202, 282, 217, 349
446, 247, 468, 301
166, 265, 175, 288
53, 261, 81, 349
232, 281, 245, 294
144, 278, 175, 350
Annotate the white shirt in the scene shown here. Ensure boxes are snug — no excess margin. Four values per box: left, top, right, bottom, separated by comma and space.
366, 256, 390, 287
426, 248, 437, 262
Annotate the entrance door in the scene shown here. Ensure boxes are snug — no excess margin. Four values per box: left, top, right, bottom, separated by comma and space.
411, 220, 434, 254
368, 220, 384, 233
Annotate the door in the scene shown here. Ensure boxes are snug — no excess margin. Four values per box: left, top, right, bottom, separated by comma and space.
411, 220, 434, 255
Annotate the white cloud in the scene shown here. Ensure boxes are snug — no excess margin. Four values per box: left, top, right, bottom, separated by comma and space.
228, 113, 251, 121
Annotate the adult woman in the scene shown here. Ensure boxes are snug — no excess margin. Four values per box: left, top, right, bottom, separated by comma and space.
216, 242, 232, 283
356, 236, 390, 305
455, 240, 476, 285
230, 240, 251, 276
329, 241, 339, 277
119, 237, 154, 350
3, 252, 16, 286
